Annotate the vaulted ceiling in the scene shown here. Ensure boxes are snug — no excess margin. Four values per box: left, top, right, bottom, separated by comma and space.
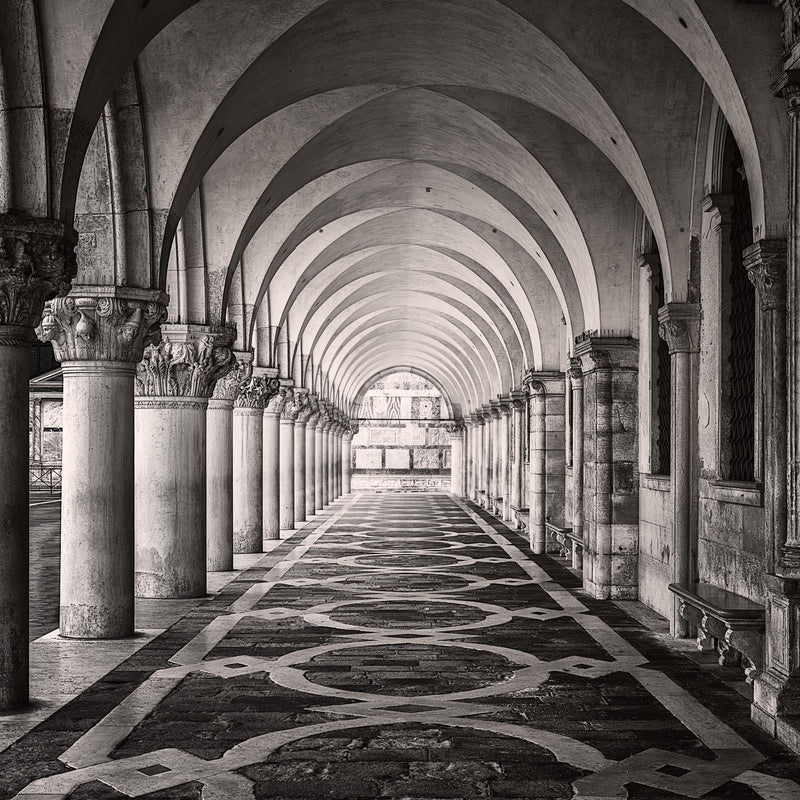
3, 0, 785, 416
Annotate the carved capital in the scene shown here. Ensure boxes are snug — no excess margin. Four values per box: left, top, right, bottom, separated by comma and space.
135, 324, 236, 398
743, 239, 787, 311
37, 286, 168, 363
305, 395, 321, 426
446, 420, 465, 436
294, 392, 313, 423
266, 385, 292, 416
212, 353, 252, 400
0, 213, 77, 328
281, 391, 299, 421
568, 357, 584, 382
235, 375, 278, 409
657, 303, 701, 355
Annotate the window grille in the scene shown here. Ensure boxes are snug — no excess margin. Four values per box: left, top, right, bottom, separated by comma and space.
654, 275, 671, 474
726, 146, 755, 482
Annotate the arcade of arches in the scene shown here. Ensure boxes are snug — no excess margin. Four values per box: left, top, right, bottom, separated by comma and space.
5, 0, 800, 795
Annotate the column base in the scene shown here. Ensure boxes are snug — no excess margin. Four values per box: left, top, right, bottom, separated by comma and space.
753, 670, 800, 754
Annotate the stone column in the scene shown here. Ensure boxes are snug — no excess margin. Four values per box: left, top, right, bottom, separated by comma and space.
448, 421, 464, 495
569, 358, 585, 548
134, 325, 235, 598
279, 389, 297, 530
232, 375, 271, 553
489, 402, 502, 514
320, 414, 330, 506
306, 396, 320, 516
573, 334, 638, 599
474, 414, 485, 502
343, 424, 354, 494
328, 420, 337, 501
744, 236, 797, 742
509, 392, 526, 513
40, 289, 172, 637
499, 399, 512, 520
481, 406, 493, 507
206, 356, 250, 571
294, 393, 311, 526
465, 419, 475, 499
263, 384, 288, 540
315, 414, 326, 510
658, 304, 701, 636
524, 372, 565, 553
0, 216, 74, 707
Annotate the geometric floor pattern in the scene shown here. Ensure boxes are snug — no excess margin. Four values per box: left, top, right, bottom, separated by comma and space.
3, 494, 800, 799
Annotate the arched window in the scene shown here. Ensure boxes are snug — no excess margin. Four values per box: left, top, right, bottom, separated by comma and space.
720, 130, 756, 482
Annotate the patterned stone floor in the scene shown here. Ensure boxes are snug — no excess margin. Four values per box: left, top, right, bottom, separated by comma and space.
4, 493, 800, 799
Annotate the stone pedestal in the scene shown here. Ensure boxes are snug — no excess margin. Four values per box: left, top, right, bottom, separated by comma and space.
658, 304, 701, 636
448, 422, 464, 495
525, 372, 566, 554
279, 391, 297, 531
263, 385, 287, 540
573, 334, 638, 599
37, 286, 168, 642
134, 325, 234, 598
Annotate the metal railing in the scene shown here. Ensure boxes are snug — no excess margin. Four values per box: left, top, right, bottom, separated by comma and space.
29, 465, 62, 494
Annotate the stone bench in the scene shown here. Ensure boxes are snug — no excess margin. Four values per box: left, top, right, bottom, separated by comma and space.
490, 495, 503, 516
668, 581, 765, 683
546, 523, 583, 569
510, 504, 529, 534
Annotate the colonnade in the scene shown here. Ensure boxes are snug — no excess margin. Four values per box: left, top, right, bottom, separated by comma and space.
0, 262, 355, 707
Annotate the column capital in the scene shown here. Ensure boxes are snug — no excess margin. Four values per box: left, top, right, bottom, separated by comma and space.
636, 251, 661, 281
489, 400, 504, 419
135, 323, 236, 398
497, 395, 513, 416
568, 357, 584, 383
523, 370, 564, 395
305, 394, 321, 427
265, 385, 293, 417
573, 332, 637, 372
701, 192, 735, 223
508, 389, 527, 411
0, 212, 78, 329
294, 390, 313, 423
212, 351, 253, 400
657, 303, 701, 354
234, 375, 279, 409
445, 419, 465, 437
744, 238, 787, 311
38, 285, 168, 363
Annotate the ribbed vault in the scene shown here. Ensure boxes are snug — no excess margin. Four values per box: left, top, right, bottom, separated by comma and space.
26, 0, 785, 420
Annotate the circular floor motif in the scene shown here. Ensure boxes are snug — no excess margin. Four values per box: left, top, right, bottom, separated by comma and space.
351, 539, 456, 551
300, 643, 517, 696
329, 571, 475, 593
324, 599, 490, 629
340, 552, 473, 569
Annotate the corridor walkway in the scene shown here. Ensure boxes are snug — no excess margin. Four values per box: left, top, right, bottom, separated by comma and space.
2, 494, 800, 799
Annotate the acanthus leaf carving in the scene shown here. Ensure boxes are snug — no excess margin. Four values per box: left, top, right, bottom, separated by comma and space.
212, 355, 253, 400
37, 292, 167, 363
135, 326, 235, 398
0, 213, 78, 329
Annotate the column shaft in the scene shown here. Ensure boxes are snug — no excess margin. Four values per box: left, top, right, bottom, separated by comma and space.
570, 364, 585, 546
135, 398, 207, 598
233, 409, 263, 552
263, 412, 281, 539
294, 421, 307, 525
279, 418, 295, 530
321, 426, 329, 506
0, 333, 29, 705
306, 422, 317, 516
343, 433, 353, 494
530, 392, 546, 553
315, 425, 325, 510
207, 398, 234, 571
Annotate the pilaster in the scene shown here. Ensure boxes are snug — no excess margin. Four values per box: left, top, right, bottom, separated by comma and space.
573, 333, 638, 600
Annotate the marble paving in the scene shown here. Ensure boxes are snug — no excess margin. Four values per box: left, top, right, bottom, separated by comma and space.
3, 494, 800, 799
